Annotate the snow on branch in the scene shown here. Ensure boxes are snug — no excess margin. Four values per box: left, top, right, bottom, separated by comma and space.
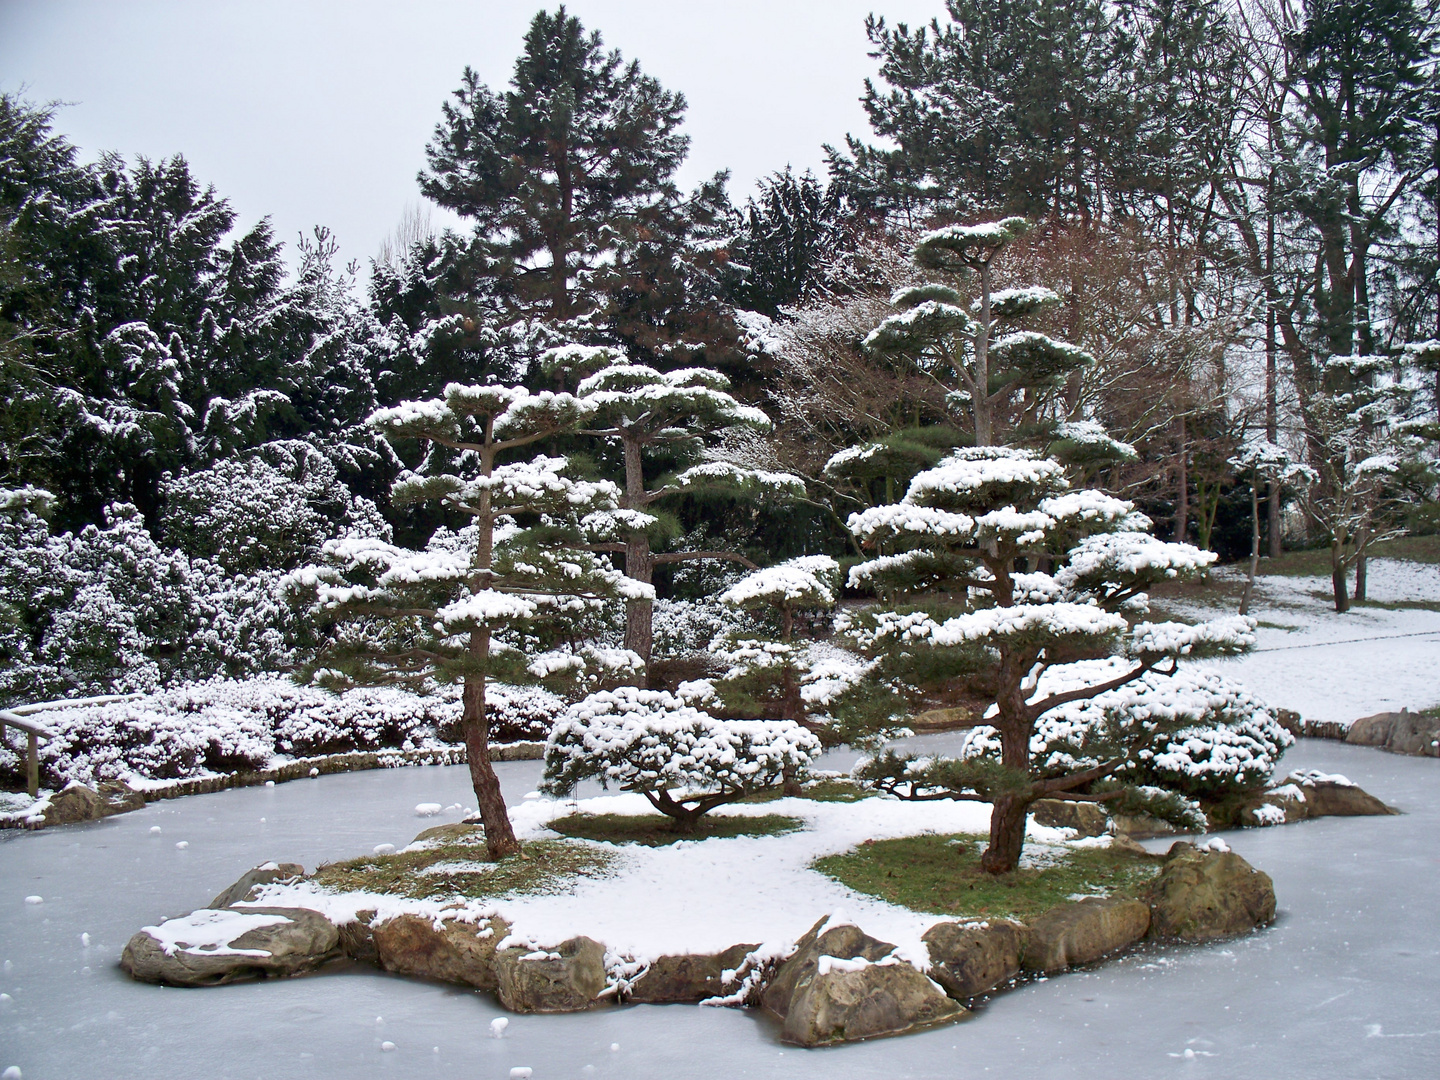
719, 555, 840, 611
541, 688, 821, 822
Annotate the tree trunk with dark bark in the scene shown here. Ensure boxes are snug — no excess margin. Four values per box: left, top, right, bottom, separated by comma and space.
463, 652, 520, 859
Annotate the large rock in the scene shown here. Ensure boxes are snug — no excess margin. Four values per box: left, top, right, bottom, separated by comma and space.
97, 780, 146, 814
627, 944, 756, 1003
1031, 799, 1108, 837
922, 919, 1025, 999
1021, 898, 1150, 973
411, 822, 485, 846
121, 906, 340, 986
371, 913, 509, 991
781, 955, 964, 1046
1146, 842, 1275, 941
1109, 812, 1183, 840
40, 782, 111, 826
763, 917, 962, 1045
1289, 772, 1397, 816
1346, 710, 1440, 756
210, 862, 306, 909
1242, 772, 1396, 826
494, 936, 607, 1012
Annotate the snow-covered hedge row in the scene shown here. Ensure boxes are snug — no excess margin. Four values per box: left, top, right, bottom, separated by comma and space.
0, 676, 565, 789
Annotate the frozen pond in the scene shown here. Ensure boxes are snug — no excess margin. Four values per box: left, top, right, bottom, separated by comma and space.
2, 740, 1437, 1080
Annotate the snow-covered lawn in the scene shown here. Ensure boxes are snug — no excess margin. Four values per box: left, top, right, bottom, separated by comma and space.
1167, 558, 1440, 726
248, 792, 1085, 970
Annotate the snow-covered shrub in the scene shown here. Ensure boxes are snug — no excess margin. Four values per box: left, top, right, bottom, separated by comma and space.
11, 676, 469, 788
541, 686, 821, 830
652, 597, 749, 659
436, 683, 567, 744
161, 443, 391, 575
958, 659, 1292, 806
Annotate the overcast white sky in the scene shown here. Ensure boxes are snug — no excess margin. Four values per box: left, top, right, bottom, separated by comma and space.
1, 0, 946, 269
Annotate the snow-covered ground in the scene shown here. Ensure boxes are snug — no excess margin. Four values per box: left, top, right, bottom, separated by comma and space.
248, 791, 1080, 970
2, 742, 1437, 1080
1168, 558, 1440, 726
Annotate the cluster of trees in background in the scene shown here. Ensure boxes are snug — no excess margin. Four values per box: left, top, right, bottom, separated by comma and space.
3, 0, 1439, 711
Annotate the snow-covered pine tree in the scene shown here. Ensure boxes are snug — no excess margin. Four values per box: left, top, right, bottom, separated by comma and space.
844, 445, 1281, 874
862, 218, 1094, 447
547, 345, 805, 674
541, 686, 821, 832
702, 555, 883, 793
288, 383, 649, 858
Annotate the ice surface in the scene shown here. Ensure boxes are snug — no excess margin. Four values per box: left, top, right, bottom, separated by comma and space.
1, 741, 1437, 1078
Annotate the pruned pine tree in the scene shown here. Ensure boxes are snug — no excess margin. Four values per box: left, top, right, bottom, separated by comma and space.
1228, 441, 1314, 615
541, 686, 821, 832
864, 219, 1094, 446
291, 384, 650, 859
844, 446, 1274, 874
1302, 354, 1421, 612
547, 345, 805, 673
703, 555, 881, 794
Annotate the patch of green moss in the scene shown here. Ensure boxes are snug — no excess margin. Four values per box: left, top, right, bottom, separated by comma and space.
813, 833, 1160, 921
546, 812, 802, 846
312, 838, 612, 901
741, 778, 870, 804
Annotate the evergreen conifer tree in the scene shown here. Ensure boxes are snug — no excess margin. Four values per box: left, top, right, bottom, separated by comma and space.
289, 382, 648, 858
845, 445, 1280, 874
420, 7, 688, 326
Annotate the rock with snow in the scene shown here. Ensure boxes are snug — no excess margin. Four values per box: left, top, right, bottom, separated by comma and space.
762, 917, 963, 1045
922, 919, 1026, 1000
489, 1016, 508, 1037
494, 936, 607, 1013
1021, 897, 1150, 973
414, 803, 443, 817
1346, 709, 1439, 757
371, 914, 510, 991
1145, 841, 1275, 942
39, 782, 111, 827
209, 862, 305, 909
411, 822, 484, 846
120, 907, 340, 986
627, 943, 757, 1004
96, 781, 146, 814
1240, 771, 1395, 826
1030, 799, 1108, 838
1108, 812, 1184, 840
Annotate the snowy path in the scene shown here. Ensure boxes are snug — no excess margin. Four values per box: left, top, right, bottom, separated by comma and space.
3, 741, 1438, 1080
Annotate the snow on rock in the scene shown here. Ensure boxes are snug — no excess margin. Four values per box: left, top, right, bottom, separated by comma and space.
414, 803, 443, 817
141, 909, 294, 958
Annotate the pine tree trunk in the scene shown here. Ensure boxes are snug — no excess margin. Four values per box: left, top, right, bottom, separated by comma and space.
620, 433, 654, 680
973, 260, 993, 446
980, 793, 1028, 875
1174, 414, 1188, 544
1353, 531, 1368, 602
463, 650, 520, 860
